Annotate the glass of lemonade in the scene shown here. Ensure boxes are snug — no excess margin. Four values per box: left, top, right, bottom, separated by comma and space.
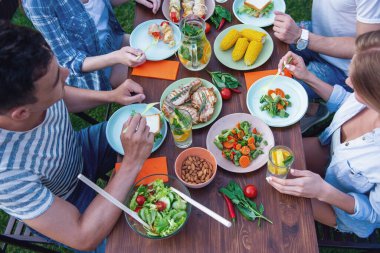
169, 109, 192, 148
266, 145, 294, 179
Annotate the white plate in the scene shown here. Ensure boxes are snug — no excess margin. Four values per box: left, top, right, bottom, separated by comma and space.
246, 75, 308, 127
233, 0, 286, 27
106, 104, 167, 155
206, 113, 274, 173
130, 19, 181, 61
162, 0, 215, 25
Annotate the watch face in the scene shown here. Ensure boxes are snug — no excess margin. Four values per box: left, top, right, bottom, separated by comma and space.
297, 39, 308, 51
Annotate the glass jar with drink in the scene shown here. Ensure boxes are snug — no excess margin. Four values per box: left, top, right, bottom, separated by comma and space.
266, 145, 294, 179
178, 15, 212, 71
169, 109, 193, 148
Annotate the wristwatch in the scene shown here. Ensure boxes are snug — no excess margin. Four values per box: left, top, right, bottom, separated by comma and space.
296, 29, 309, 51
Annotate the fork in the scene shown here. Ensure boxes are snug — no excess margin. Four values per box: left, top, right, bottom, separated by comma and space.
122, 102, 159, 134
135, 39, 158, 60
261, 56, 293, 90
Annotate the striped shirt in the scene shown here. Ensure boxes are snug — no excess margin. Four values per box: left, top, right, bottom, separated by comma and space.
0, 100, 83, 220
22, 0, 125, 91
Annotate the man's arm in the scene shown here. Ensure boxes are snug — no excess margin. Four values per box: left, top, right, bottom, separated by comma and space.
308, 22, 380, 59
273, 12, 380, 59
63, 79, 145, 113
24, 115, 154, 251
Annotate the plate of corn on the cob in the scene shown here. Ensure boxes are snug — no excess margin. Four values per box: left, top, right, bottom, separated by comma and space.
213, 24, 273, 70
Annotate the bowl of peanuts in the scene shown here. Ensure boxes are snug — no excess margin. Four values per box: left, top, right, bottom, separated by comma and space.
175, 147, 217, 188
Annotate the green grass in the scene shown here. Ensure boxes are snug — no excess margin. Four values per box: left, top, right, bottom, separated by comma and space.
5, 1, 366, 253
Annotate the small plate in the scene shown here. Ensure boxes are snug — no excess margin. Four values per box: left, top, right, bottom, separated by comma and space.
162, 0, 215, 25
106, 104, 167, 155
130, 19, 181, 61
206, 113, 274, 173
213, 24, 274, 71
233, 0, 286, 27
246, 75, 308, 127
160, 77, 222, 129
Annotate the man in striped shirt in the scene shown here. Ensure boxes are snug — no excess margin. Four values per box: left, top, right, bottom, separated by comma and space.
0, 21, 154, 252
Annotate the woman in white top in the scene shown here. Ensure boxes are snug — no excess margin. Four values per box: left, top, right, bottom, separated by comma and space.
267, 30, 380, 238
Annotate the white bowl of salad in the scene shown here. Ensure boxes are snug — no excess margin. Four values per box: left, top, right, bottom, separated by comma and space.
126, 174, 191, 238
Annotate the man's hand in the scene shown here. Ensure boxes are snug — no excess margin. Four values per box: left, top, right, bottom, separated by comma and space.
273, 11, 301, 44
136, 0, 161, 14
120, 114, 154, 168
113, 46, 146, 67
267, 169, 326, 200
110, 79, 146, 105
278, 51, 310, 80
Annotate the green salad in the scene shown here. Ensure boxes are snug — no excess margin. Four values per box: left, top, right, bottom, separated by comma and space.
238, 2, 274, 18
129, 179, 188, 237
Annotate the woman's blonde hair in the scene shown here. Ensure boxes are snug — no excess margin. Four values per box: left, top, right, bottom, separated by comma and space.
351, 30, 380, 111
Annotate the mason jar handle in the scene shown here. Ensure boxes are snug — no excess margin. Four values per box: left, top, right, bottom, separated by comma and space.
190, 42, 198, 69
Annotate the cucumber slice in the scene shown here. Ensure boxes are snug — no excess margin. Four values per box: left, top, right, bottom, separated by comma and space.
159, 196, 171, 211
172, 200, 187, 210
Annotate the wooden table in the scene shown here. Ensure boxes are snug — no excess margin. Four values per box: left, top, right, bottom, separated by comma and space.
107, 2, 318, 253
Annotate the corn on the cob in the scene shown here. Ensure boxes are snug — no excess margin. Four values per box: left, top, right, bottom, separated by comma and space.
240, 29, 266, 43
232, 38, 249, 62
244, 40, 263, 66
220, 29, 241, 51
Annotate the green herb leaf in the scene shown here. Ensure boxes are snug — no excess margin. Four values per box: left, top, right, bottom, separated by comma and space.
283, 155, 294, 167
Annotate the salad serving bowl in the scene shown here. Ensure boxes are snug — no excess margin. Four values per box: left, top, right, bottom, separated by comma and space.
125, 174, 192, 239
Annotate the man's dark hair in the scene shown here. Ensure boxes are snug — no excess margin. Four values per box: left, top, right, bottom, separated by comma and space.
0, 21, 52, 113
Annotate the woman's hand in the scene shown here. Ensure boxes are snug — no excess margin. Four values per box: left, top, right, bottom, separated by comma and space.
110, 79, 146, 105
113, 46, 146, 67
266, 169, 326, 200
278, 51, 310, 81
120, 114, 154, 168
136, 0, 161, 14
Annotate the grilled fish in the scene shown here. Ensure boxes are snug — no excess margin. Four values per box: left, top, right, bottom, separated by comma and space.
165, 79, 202, 106
191, 87, 217, 123
178, 105, 199, 124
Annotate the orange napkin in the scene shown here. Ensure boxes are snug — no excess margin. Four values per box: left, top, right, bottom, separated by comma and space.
131, 60, 179, 80
244, 69, 292, 90
114, 157, 168, 185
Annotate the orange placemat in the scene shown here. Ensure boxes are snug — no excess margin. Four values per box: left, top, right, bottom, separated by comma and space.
244, 69, 292, 90
131, 60, 179, 81
114, 157, 168, 185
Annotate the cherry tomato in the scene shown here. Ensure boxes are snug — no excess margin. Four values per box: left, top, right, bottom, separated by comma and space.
136, 195, 146, 206
243, 184, 258, 199
221, 88, 232, 100
160, 21, 169, 26
205, 22, 211, 34
134, 206, 142, 213
170, 12, 179, 23
155, 201, 167, 212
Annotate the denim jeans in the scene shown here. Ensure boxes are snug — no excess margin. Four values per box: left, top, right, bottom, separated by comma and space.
31, 122, 117, 253
291, 21, 351, 100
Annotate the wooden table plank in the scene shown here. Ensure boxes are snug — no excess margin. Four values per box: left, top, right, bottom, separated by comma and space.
107, 2, 318, 253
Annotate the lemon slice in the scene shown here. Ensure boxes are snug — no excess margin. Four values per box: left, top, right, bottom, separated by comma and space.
173, 129, 190, 142
275, 150, 285, 166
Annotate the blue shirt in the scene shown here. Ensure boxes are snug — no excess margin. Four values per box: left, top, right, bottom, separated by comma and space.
22, 0, 124, 91
0, 100, 83, 220
319, 85, 380, 237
